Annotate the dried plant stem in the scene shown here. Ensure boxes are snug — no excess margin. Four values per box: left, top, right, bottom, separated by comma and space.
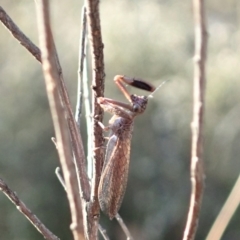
76, 6, 93, 178
0, 177, 60, 240
1, 6, 90, 200
86, 0, 105, 198
53, 39, 91, 202
85, 0, 105, 237
115, 214, 133, 240
55, 167, 110, 240
1, 4, 100, 239
0, 6, 41, 62
98, 224, 110, 240
206, 174, 240, 240
182, 0, 207, 240
83, 50, 93, 178
1, 4, 90, 199
36, 1, 84, 239
35, 1, 94, 237
75, 6, 87, 126
55, 167, 66, 188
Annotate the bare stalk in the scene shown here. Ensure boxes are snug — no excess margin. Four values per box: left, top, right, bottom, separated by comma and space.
75, 6, 87, 126
55, 167, 66, 188
85, 0, 105, 237
98, 225, 110, 240
0, 177, 60, 240
0, 6, 41, 62
182, 0, 207, 240
115, 214, 133, 240
1, 5, 90, 199
0, 6, 90, 199
206, 174, 240, 240
55, 167, 110, 240
36, 1, 84, 239
1, 4, 99, 239
83, 46, 93, 179
53, 37, 91, 203
85, 0, 105, 197
76, 6, 93, 178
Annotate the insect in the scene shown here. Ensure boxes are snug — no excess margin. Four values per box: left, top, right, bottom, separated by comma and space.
98, 75, 155, 219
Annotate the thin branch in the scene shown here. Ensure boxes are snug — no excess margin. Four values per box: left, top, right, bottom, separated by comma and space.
0, 177, 60, 240
0, 6, 41, 62
86, 0, 105, 190
53, 36, 91, 202
85, 0, 105, 237
182, 0, 207, 240
98, 224, 110, 240
75, 6, 93, 179
55, 167, 110, 240
1, 4, 93, 238
0, 3, 108, 239
115, 213, 133, 240
55, 167, 66, 188
83, 44, 93, 179
75, 6, 87, 126
36, 1, 84, 239
206, 174, 240, 240
0, 6, 90, 201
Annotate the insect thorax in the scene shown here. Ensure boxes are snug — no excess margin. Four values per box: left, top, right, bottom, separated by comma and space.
110, 116, 133, 136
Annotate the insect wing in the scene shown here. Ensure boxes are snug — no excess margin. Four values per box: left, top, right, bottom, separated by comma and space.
98, 133, 131, 219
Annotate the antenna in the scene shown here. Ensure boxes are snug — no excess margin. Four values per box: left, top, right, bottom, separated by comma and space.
148, 79, 170, 98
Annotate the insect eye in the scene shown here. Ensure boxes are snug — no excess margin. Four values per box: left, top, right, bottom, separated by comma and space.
133, 105, 140, 112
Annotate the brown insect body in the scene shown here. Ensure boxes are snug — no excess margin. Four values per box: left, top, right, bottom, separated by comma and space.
98, 116, 133, 219
98, 76, 154, 219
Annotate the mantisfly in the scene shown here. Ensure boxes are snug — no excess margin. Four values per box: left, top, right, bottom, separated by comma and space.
97, 75, 156, 219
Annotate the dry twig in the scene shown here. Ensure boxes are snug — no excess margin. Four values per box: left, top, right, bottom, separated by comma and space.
115, 214, 133, 240
82, 42, 93, 178
206, 174, 240, 240
36, 1, 84, 239
182, 0, 207, 239
86, 0, 105, 198
98, 224, 110, 240
0, 177, 59, 240
85, 0, 105, 238
75, 6, 93, 178
1, 5, 90, 202
0, 3, 99, 239
0, 6, 41, 62
1, 4, 90, 204
75, 6, 87, 127
55, 166, 110, 240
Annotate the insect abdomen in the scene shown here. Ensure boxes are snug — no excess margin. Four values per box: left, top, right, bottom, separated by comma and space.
98, 118, 133, 219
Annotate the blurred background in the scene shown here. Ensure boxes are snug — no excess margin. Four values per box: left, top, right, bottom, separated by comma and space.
0, 0, 240, 239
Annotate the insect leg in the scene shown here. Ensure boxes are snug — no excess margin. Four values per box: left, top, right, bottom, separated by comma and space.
114, 75, 155, 102
97, 97, 132, 119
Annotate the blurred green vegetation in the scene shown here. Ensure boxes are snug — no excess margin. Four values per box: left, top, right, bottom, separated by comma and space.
0, 0, 240, 240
